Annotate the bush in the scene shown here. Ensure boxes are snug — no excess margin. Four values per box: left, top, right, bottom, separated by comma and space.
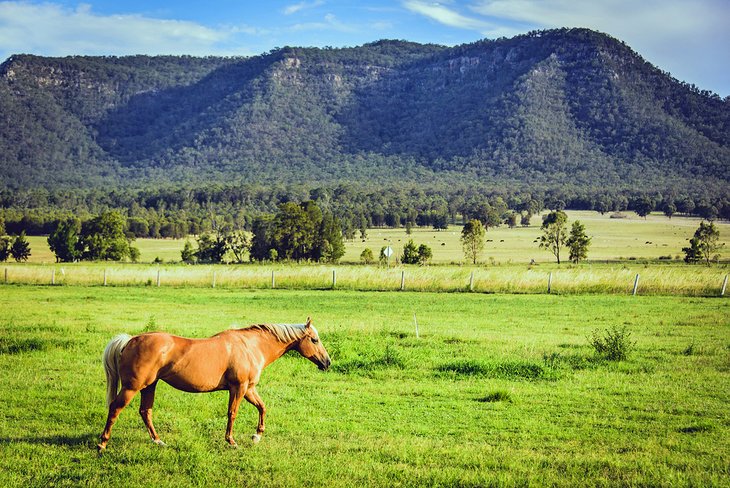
588, 326, 635, 361
360, 248, 374, 264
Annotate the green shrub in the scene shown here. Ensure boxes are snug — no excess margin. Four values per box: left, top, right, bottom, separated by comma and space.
588, 325, 635, 361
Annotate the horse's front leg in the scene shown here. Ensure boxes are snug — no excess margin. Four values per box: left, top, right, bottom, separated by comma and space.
244, 386, 266, 443
225, 384, 245, 447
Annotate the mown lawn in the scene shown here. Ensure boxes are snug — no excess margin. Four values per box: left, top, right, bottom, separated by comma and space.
0, 286, 728, 486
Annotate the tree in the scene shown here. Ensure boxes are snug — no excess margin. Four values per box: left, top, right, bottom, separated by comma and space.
273, 202, 315, 261
225, 230, 252, 263
195, 232, 227, 263
663, 201, 676, 220
250, 215, 274, 262
360, 248, 374, 264
538, 211, 568, 264
417, 244, 432, 265
47, 218, 81, 262
683, 221, 723, 265
379, 246, 389, 265
77, 211, 136, 261
401, 239, 420, 264
181, 239, 196, 263
0, 236, 11, 262
633, 196, 654, 219
0, 214, 4, 236
520, 212, 532, 227
461, 219, 486, 264
505, 212, 518, 228
432, 214, 449, 230
10, 232, 31, 262
566, 220, 591, 263
318, 212, 345, 263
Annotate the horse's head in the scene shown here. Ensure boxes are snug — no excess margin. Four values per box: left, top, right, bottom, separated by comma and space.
295, 317, 331, 371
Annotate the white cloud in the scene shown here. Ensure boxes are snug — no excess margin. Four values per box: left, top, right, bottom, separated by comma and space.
0, 2, 242, 57
469, 0, 730, 94
403, 1, 489, 31
283, 1, 325, 16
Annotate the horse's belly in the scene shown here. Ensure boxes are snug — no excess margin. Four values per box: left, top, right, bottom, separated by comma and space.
162, 375, 225, 393
159, 363, 228, 392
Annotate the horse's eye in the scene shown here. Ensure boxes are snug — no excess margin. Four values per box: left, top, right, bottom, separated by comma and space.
311, 337, 319, 344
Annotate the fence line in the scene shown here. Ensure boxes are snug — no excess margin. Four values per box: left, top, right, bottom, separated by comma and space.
0, 265, 728, 297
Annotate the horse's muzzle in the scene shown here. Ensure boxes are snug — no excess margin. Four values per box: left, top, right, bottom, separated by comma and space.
318, 356, 331, 371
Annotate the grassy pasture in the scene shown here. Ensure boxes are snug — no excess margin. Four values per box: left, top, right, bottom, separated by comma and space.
20, 211, 730, 265
0, 286, 729, 486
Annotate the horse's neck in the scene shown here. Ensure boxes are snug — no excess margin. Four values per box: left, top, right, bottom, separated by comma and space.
247, 329, 299, 368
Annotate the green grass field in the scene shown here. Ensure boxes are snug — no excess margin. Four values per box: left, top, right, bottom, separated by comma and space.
0, 286, 728, 486
21, 211, 730, 265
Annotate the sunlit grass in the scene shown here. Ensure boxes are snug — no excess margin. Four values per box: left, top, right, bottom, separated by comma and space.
0, 287, 728, 486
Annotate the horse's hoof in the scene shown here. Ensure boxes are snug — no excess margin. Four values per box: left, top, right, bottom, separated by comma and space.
96, 444, 106, 452
251, 434, 261, 443
228, 441, 238, 449
152, 439, 167, 447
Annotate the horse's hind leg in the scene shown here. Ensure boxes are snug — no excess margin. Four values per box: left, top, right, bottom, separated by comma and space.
140, 381, 165, 446
97, 388, 137, 450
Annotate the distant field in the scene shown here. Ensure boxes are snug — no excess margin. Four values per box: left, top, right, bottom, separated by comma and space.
20, 211, 729, 265
0, 287, 727, 486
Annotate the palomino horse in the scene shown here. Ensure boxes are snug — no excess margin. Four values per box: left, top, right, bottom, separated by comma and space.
97, 317, 330, 450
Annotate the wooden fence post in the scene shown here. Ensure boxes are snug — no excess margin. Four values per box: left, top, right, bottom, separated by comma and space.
4, 268, 7, 284
212, 271, 216, 288
632, 274, 640, 296
157, 269, 161, 287
103, 269, 107, 286
413, 313, 419, 339
469, 271, 474, 292
721, 274, 728, 296
271, 270, 276, 289
332, 269, 337, 289
400, 271, 405, 291
51, 269, 55, 285
547, 272, 552, 294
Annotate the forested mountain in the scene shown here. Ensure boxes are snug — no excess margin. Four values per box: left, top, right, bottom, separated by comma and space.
1, 28, 728, 195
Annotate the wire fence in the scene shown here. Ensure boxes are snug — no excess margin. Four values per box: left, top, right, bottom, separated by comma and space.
2, 264, 728, 297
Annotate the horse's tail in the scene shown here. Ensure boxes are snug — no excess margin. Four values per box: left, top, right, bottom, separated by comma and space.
102, 334, 132, 407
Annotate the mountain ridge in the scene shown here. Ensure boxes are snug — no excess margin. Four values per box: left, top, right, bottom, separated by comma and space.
1, 28, 728, 194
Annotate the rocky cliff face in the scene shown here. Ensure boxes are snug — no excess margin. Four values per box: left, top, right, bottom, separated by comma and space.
1, 29, 728, 190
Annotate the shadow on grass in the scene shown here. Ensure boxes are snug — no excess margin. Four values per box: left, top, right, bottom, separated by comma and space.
0, 433, 96, 447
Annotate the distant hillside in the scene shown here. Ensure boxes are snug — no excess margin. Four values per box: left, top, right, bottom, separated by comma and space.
1, 28, 728, 193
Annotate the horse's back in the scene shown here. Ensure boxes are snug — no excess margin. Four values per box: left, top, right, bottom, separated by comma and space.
120, 332, 237, 393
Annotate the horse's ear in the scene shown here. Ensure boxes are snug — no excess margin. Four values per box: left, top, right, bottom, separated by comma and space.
305, 317, 312, 328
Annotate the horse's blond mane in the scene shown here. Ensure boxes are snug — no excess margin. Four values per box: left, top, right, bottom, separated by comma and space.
244, 323, 307, 343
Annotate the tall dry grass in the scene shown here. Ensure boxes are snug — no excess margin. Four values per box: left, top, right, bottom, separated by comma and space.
1, 262, 727, 296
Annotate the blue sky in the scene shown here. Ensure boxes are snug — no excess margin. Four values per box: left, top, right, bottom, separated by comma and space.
1, 1, 728, 96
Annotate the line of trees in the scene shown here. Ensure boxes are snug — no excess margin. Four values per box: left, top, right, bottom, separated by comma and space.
2, 184, 728, 241
0, 216, 31, 262
181, 201, 345, 264
46, 211, 139, 262
26, 200, 726, 267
